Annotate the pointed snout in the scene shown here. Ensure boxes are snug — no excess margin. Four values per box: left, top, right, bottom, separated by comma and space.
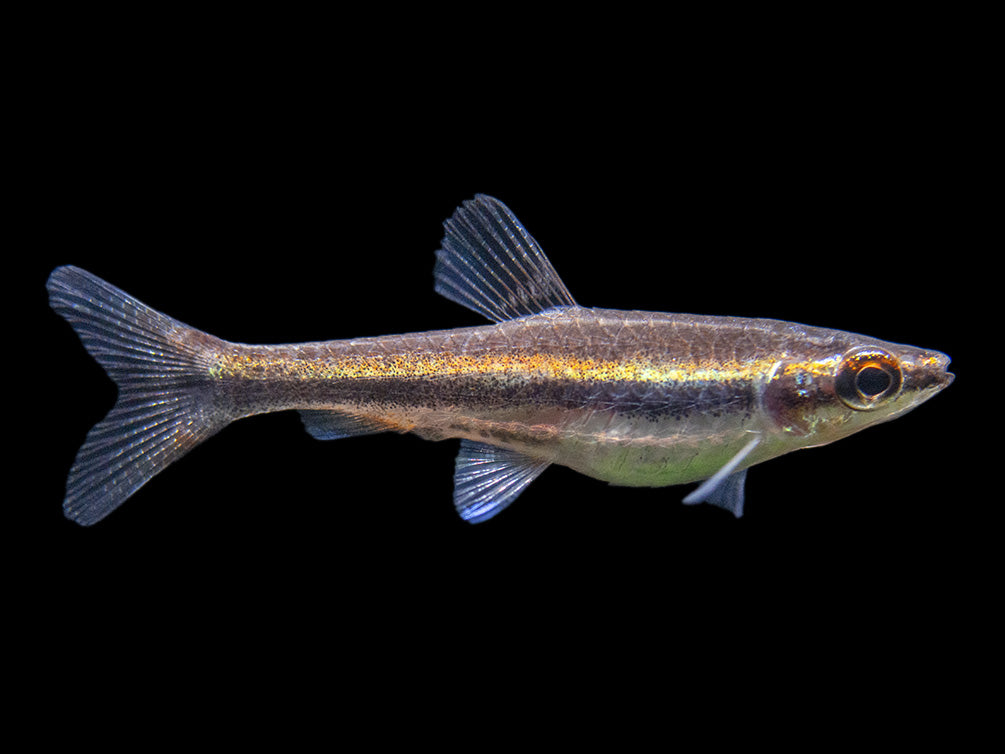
904, 349, 954, 394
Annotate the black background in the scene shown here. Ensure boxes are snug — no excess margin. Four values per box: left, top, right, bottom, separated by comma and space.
16, 14, 989, 735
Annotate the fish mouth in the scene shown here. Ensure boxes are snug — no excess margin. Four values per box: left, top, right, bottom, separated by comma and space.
935, 352, 955, 389
909, 350, 954, 393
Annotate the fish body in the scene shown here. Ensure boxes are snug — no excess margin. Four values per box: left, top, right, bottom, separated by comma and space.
48, 195, 953, 525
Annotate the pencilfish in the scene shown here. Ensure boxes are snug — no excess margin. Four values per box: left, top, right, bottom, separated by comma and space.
48, 195, 954, 525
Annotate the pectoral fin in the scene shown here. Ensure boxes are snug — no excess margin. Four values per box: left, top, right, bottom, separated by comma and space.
452, 440, 550, 523
682, 435, 761, 517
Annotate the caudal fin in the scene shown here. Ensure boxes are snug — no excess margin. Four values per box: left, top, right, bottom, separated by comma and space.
47, 266, 229, 525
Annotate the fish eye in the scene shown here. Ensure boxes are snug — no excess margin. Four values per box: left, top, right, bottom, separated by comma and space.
856, 366, 891, 397
835, 348, 903, 410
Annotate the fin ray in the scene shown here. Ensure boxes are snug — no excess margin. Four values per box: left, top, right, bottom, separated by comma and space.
299, 410, 390, 440
434, 195, 577, 322
48, 266, 228, 525
682, 434, 761, 517
452, 439, 550, 523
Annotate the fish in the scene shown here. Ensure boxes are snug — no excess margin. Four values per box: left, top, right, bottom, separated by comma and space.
47, 194, 954, 526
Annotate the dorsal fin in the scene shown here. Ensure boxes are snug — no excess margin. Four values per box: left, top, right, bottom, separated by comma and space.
434, 195, 577, 322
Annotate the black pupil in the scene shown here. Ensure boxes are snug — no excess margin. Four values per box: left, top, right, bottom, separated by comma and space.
856, 366, 891, 397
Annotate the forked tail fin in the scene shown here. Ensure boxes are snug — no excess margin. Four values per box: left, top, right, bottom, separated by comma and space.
47, 266, 230, 525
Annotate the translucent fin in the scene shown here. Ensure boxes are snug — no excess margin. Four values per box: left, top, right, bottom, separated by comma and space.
434, 195, 577, 322
452, 439, 550, 523
47, 266, 229, 525
694, 469, 749, 517
299, 410, 390, 440
682, 435, 761, 518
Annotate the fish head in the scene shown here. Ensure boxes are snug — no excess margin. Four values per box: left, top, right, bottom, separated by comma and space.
762, 337, 954, 447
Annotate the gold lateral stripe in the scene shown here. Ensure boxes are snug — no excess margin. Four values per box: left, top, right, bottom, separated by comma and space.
215, 348, 842, 386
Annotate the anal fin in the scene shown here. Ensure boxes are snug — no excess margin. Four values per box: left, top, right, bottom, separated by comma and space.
299, 410, 391, 440
452, 439, 550, 523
